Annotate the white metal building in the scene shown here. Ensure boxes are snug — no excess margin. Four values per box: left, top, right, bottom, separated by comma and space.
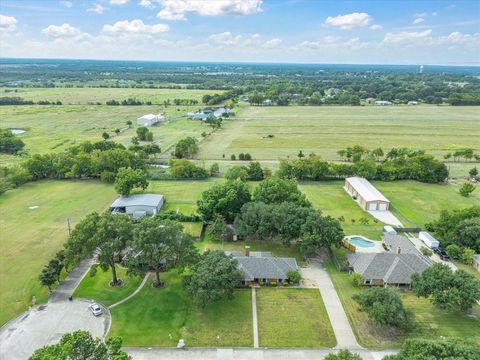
110, 194, 164, 218
345, 177, 390, 211
418, 231, 440, 249
137, 113, 165, 126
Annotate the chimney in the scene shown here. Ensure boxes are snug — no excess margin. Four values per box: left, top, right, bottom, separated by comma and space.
396, 247, 401, 254
245, 246, 250, 257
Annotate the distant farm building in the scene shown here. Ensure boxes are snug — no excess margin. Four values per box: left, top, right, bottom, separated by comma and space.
375, 100, 393, 106
345, 177, 390, 211
137, 113, 165, 126
110, 194, 164, 219
191, 107, 228, 121
407, 101, 418, 105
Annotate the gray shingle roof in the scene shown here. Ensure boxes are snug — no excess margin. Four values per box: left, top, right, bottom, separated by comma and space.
382, 234, 418, 254
347, 252, 432, 284
230, 254, 298, 281
110, 194, 164, 208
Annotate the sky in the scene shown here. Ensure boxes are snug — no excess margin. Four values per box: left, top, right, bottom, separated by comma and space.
0, 0, 479, 65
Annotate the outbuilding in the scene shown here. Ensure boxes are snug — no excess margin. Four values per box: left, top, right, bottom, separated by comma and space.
137, 113, 165, 127
418, 231, 440, 249
375, 100, 393, 106
345, 177, 390, 211
110, 193, 164, 219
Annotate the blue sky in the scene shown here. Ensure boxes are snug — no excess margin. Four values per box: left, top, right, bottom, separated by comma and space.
1, 0, 479, 64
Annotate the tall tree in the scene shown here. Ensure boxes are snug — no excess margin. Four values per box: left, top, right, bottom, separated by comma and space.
299, 212, 344, 256
127, 218, 198, 287
29, 330, 131, 360
114, 167, 149, 196
183, 250, 243, 307
252, 177, 310, 207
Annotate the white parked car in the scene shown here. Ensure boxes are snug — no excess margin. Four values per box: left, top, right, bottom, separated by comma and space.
89, 303, 103, 316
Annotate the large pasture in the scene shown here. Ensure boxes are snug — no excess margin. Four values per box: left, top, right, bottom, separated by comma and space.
199, 105, 480, 164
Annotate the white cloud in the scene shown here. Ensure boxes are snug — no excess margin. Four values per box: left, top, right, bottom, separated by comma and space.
60, 1, 73, 8
139, 0, 154, 8
102, 19, 169, 37
431, 12, 437, 16
109, 0, 129, 5
383, 29, 432, 44
325, 12, 375, 30
0, 14, 17, 33
413, 18, 425, 25
87, 4, 107, 14
264, 38, 282, 48
415, 12, 428, 18
42, 23, 85, 38
370, 24, 382, 30
440, 31, 480, 46
209, 31, 243, 45
157, 0, 263, 21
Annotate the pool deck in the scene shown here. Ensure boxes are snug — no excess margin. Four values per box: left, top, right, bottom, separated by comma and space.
345, 236, 384, 253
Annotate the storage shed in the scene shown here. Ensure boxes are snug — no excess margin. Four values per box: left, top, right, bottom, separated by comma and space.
345, 177, 390, 211
110, 194, 164, 218
418, 231, 440, 249
137, 113, 165, 126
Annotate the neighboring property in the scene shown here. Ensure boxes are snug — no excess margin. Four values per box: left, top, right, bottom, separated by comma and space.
347, 251, 432, 286
221, 224, 242, 242
191, 107, 228, 121
137, 113, 165, 126
418, 231, 440, 249
110, 193, 164, 219
344, 177, 390, 211
407, 101, 418, 105
474, 254, 480, 273
375, 100, 393, 106
228, 247, 299, 285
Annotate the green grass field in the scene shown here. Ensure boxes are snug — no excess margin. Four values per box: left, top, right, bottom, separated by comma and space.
1, 88, 220, 105
256, 288, 336, 348
199, 106, 480, 161
0, 180, 116, 325
109, 271, 253, 347
73, 266, 143, 306
325, 261, 480, 349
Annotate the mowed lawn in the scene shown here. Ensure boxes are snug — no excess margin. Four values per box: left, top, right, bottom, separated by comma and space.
0, 180, 117, 325
374, 180, 480, 227
109, 271, 253, 347
300, 181, 383, 240
198, 105, 480, 161
73, 266, 143, 306
256, 288, 336, 348
325, 261, 480, 349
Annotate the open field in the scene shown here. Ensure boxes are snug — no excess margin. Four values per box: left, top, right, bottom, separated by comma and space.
1, 88, 220, 105
0, 105, 209, 164
73, 266, 143, 306
325, 260, 480, 349
0, 180, 116, 325
300, 181, 383, 240
109, 271, 253, 347
375, 180, 480, 227
198, 105, 480, 164
256, 288, 335, 348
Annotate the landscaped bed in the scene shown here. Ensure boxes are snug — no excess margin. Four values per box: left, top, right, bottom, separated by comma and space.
73, 265, 143, 306
325, 260, 480, 348
256, 288, 336, 348
108, 270, 253, 347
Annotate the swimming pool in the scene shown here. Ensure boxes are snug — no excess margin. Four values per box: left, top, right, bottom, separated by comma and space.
346, 236, 375, 248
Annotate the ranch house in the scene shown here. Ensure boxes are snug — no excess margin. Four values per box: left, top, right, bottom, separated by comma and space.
344, 177, 390, 211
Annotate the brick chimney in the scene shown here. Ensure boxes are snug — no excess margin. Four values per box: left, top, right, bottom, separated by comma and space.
396, 247, 401, 254
245, 246, 250, 257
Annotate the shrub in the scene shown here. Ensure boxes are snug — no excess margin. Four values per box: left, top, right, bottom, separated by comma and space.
420, 246, 433, 257
459, 182, 476, 197
462, 248, 475, 265
287, 271, 301, 284
231, 154, 236, 161
446, 244, 462, 260
269, 281, 277, 287
351, 273, 364, 288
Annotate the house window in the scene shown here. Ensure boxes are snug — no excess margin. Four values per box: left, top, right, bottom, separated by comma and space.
278, 279, 283, 283
365, 279, 371, 284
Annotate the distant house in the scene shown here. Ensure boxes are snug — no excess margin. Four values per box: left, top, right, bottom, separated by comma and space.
365, 97, 376, 104
325, 88, 340, 97
407, 101, 418, 105
240, 95, 249, 102
347, 251, 432, 286
474, 254, 480, 273
191, 107, 228, 121
262, 99, 274, 106
110, 194, 164, 219
375, 100, 393, 106
345, 177, 390, 211
137, 113, 165, 126
228, 247, 299, 285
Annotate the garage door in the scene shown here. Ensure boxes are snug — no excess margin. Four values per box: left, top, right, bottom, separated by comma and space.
368, 203, 377, 211
378, 203, 388, 211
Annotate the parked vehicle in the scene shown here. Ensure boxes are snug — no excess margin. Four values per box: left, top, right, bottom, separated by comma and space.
88, 303, 103, 316
419, 231, 440, 249
434, 247, 451, 261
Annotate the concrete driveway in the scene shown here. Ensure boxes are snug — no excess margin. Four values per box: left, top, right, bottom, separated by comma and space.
0, 259, 110, 360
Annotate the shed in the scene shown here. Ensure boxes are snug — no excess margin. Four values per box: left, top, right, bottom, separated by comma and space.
345, 177, 390, 211
137, 113, 165, 126
375, 100, 393, 106
110, 193, 164, 218
418, 231, 440, 249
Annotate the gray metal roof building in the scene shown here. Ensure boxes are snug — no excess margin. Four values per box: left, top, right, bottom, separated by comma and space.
110, 194, 164, 218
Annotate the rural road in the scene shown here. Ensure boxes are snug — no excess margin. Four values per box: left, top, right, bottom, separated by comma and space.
0, 258, 110, 360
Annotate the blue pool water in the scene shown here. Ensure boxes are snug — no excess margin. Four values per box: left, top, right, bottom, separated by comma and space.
347, 237, 375, 248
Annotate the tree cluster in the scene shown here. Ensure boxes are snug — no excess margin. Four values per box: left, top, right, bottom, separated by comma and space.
384, 338, 480, 360
39, 251, 66, 292
0, 97, 62, 105
224, 162, 264, 181
136, 127, 153, 142
174, 137, 199, 159
0, 128, 25, 154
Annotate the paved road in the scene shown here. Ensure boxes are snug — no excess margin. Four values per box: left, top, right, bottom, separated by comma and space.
125, 348, 397, 360
300, 259, 361, 349
0, 258, 109, 360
